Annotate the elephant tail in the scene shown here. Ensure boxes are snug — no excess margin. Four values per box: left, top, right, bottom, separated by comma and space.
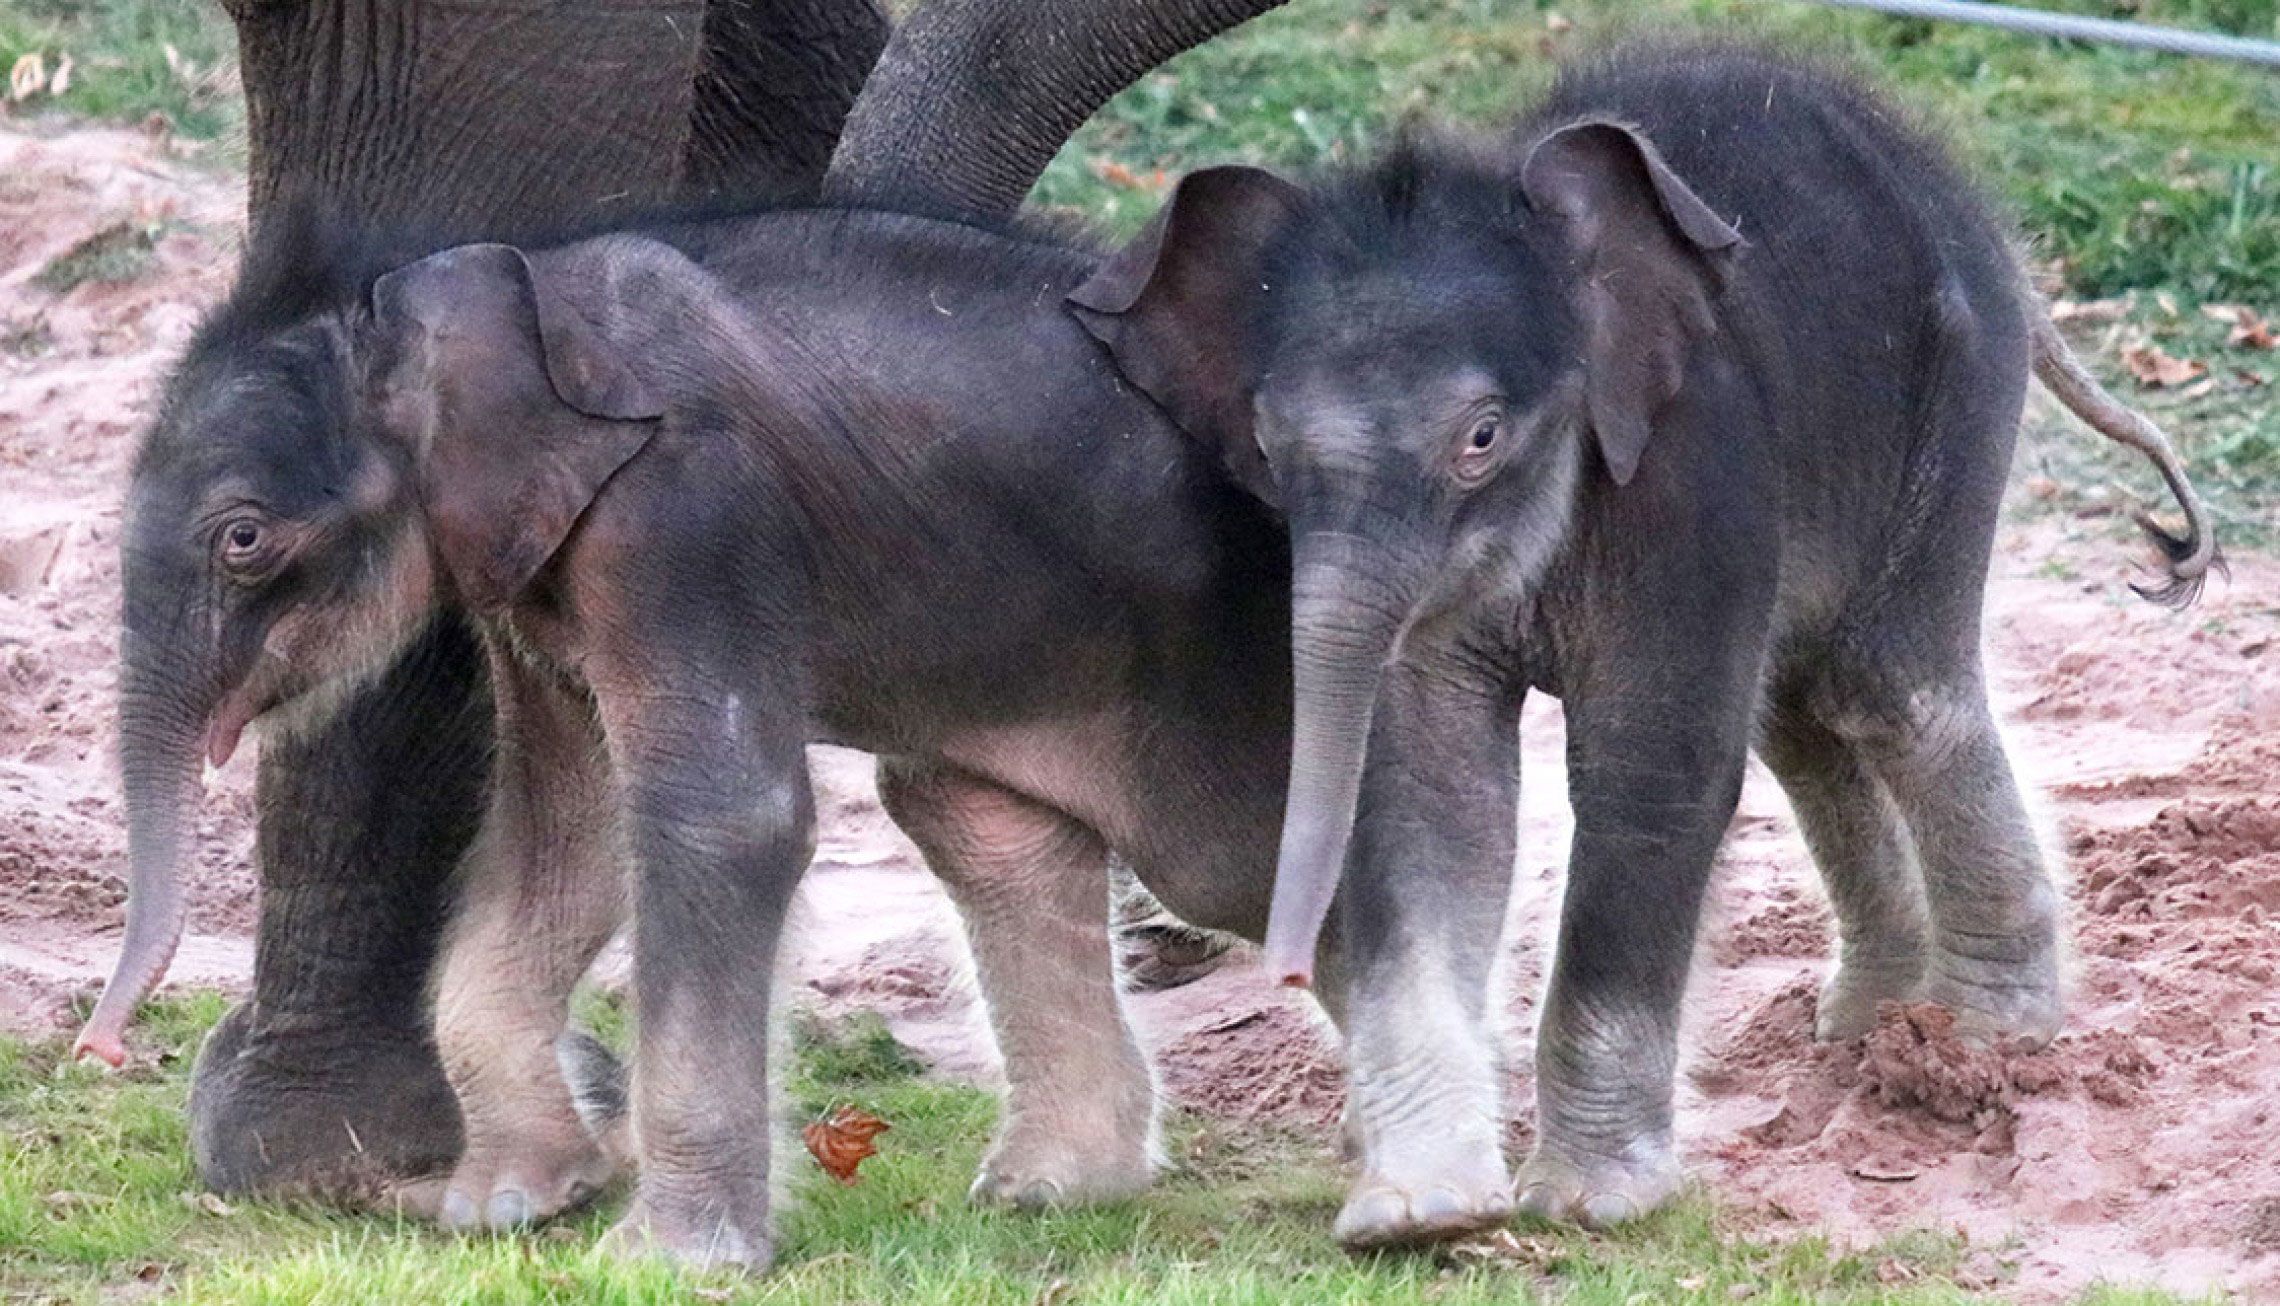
2028, 310, 2221, 608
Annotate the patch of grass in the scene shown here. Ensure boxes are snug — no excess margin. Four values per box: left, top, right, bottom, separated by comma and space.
31, 219, 159, 292
0, 0, 238, 138
1041, 0, 2280, 303
0, 994, 2200, 1304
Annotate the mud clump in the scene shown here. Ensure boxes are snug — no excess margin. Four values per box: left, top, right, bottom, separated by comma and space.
1857, 1003, 2015, 1125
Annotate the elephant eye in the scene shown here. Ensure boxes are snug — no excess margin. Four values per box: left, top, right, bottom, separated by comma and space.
218, 516, 276, 576
1451, 410, 1505, 485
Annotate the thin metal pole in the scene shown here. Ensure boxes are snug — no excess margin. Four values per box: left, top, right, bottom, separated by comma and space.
1800, 0, 2280, 68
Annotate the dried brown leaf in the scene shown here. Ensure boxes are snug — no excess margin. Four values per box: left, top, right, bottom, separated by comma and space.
803, 1104, 889, 1185
10, 53, 45, 103
2120, 344, 2206, 389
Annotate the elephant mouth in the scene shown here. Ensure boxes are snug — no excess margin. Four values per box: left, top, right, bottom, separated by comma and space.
204, 682, 280, 769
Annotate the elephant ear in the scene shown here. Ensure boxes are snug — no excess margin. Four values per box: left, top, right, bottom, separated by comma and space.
1519, 118, 1742, 486
370, 242, 663, 614
1067, 165, 1306, 506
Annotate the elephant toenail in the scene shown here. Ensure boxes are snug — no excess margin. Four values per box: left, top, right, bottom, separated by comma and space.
1579, 1191, 1642, 1228
1333, 1187, 1410, 1246
1012, 1178, 1065, 1211
1411, 1186, 1472, 1229
485, 1189, 531, 1229
439, 1189, 480, 1231
1514, 1183, 1568, 1221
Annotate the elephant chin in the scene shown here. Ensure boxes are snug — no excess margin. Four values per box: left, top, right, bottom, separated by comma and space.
188, 1002, 462, 1203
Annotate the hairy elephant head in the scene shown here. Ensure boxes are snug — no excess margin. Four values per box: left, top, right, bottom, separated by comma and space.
83, 229, 682, 1071
1069, 124, 1743, 984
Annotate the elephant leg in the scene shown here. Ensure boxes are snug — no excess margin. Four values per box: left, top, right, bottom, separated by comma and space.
433, 649, 625, 1233
877, 758, 1157, 1209
592, 666, 812, 1273
1516, 629, 1763, 1230
1758, 692, 1929, 1041
1317, 659, 1520, 1248
682, 0, 890, 200
189, 619, 481, 1202
1834, 676, 2061, 1046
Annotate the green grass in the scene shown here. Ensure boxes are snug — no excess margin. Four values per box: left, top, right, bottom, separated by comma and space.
0, 0, 237, 139
4, 994, 2191, 1306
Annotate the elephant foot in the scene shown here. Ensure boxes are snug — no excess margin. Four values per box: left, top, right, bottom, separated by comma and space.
1921, 952, 2063, 1051
601, 1195, 771, 1273
1513, 1142, 1682, 1230
1816, 952, 1927, 1042
1334, 1159, 1514, 1249
438, 1124, 616, 1232
969, 1124, 1155, 1211
189, 1004, 463, 1202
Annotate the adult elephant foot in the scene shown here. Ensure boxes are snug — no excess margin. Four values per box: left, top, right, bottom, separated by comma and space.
1512, 1141, 1683, 1230
1922, 949, 2065, 1051
1815, 950, 1927, 1042
188, 1002, 462, 1203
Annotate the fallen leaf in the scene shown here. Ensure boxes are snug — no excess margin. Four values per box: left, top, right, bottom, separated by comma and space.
1091, 159, 1168, 193
10, 52, 45, 102
48, 53, 71, 98
2050, 297, 2129, 324
1546, 10, 1574, 30
42, 1190, 100, 1210
2236, 369, 2267, 387
2227, 308, 2276, 350
2120, 343, 2206, 389
804, 1105, 889, 1185
1033, 1278, 1076, 1306
187, 1191, 236, 1217
1875, 1257, 1920, 1284
2178, 376, 2218, 400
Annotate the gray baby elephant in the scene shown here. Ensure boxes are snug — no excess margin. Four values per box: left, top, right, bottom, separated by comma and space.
87, 214, 1311, 1267
1070, 44, 2214, 1233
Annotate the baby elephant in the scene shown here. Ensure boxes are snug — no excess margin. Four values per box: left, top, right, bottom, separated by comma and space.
1071, 44, 2213, 1235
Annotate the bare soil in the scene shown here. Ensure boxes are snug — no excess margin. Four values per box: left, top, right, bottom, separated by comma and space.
3, 123, 2276, 1302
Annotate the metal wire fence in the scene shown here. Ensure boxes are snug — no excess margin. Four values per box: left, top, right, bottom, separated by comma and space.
1797, 0, 2280, 67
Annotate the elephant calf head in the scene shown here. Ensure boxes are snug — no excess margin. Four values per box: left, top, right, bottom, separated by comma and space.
80, 228, 698, 1070
1070, 126, 1743, 985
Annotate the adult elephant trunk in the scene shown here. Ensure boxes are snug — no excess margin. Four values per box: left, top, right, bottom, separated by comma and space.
1263, 536, 1415, 989
73, 662, 206, 1067
823, 0, 1290, 220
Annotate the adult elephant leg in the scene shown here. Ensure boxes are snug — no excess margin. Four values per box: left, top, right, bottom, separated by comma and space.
683, 0, 890, 200
1320, 653, 1522, 1248
191, 0, 889, 1202
190, 619, 484, 1199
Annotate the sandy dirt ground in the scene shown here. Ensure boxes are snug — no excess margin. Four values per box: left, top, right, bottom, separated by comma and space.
3, 123, 2276, 1302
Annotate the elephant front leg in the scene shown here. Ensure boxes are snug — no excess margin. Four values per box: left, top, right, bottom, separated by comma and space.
877, 758, 1156, 1209
1516, 696, 1753, 1229
594, 675, 812, 1272
433, 652, 625, 1232
1325, 660, 1522, 1248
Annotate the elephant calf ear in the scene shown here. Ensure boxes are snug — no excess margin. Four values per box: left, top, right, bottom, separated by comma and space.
371, 243, 664, 614
1519, 118, 1742, 487
1067, 165, 1306, 506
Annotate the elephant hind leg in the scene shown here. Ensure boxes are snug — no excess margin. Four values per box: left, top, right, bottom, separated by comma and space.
431, 653, 627, 1233
1758, 690, 1929, 1041
877, 757, 1157, 1210
1808, 669, 2061, 1047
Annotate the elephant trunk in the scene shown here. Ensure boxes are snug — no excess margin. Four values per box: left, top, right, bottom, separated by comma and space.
1262, 537, 1413, 988
75, 662, 208, 1066
823, 0, 1291, 220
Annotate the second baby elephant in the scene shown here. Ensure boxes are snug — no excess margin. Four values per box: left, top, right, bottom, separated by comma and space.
1069, 44, 2215, 1233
